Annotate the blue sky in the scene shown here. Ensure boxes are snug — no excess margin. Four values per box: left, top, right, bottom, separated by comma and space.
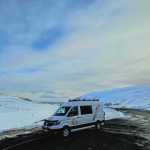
0, 0, 150, 99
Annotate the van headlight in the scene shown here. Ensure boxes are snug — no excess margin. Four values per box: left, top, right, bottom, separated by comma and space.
44, 120, 61, 126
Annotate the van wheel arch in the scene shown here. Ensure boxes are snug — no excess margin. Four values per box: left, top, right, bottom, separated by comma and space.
95, 120, 102, 130
62, 126, 71, 137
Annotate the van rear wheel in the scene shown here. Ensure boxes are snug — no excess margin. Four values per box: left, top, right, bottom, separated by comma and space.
62, 127, 70, 137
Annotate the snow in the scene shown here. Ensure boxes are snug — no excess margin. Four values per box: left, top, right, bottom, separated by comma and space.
81, 86, 150, 110
0, 96, 58, 132
104, 108, 126, 120
0, 95, 127, 133
1, 85, 149, 133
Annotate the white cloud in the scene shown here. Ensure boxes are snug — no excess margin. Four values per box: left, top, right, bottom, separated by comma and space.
0, 0, 150, 99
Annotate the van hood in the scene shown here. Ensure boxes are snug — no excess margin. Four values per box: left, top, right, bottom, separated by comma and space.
46, 115, 66, 121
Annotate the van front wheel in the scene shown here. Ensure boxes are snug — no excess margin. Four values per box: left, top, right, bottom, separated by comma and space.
95, 121, 101, 130
62, 127, 70, 137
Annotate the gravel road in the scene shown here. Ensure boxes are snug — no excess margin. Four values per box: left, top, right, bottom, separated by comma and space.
0, 109, 150, 150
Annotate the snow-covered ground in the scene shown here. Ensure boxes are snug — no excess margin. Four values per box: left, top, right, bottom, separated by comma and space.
0, 96, 126, 133
81, 86, 150, 110
104, 108, 126, 120
0, 96, 58, 132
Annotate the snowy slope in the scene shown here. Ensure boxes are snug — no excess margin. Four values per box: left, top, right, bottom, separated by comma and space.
0, 96, 58, 132
0, 96, 126, 133
81, 86, 150, 110
104, 108, 126, 120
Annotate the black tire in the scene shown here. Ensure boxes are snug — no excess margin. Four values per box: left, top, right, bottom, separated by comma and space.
101, 120, 105, 126
95, 121, 101, 130
62, 126, 70, 137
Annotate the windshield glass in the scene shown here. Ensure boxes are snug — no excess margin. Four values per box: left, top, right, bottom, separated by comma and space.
54, 106, 71, 116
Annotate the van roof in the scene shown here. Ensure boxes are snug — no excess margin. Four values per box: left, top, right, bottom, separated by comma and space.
68, 99, 99, 102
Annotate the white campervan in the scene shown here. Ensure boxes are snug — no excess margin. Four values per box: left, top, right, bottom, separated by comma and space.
43, 99, 105, 137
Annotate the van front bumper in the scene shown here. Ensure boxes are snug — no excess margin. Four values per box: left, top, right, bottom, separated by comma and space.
42, 125, 63, 133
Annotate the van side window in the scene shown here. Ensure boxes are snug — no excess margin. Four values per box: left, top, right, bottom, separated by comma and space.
68, 106, 78, 117
80, 105, 92, 115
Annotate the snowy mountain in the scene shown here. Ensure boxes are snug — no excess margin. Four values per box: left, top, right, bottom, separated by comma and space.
81, 86, 150, 110
1, 85, 149, 132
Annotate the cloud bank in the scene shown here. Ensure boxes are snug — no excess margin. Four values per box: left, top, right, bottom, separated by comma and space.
0, 0, 150, 99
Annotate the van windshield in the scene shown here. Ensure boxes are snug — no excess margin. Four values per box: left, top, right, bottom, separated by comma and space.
54, 106, 71, 116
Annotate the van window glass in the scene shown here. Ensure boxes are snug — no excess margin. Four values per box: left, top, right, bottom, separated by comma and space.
54, 106, 71, 116
80, 105, 92, 115
68, 106, 78, 117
